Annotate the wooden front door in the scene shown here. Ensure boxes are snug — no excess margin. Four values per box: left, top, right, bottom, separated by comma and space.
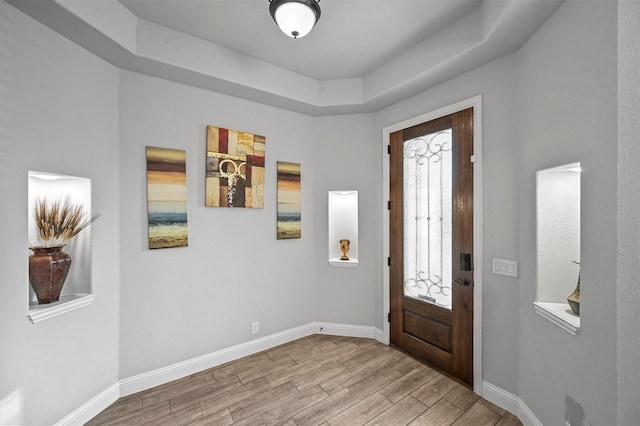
389, 108, 474, 386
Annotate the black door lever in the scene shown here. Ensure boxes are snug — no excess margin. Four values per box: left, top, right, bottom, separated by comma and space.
453, 278, 470, 287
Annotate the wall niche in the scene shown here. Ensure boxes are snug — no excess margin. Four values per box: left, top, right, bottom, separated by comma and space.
328, 191, 358, 267
27, 171, 94, 323
534, 162, 581, 334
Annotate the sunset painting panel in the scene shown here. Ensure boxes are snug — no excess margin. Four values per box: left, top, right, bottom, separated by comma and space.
146, 146, 188, 249
277, 162, 301, 240
205, 125, 265, 208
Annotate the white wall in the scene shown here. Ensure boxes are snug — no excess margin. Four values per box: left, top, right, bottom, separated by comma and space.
536, 167, 581, 303
118, 71, 319, 379
516, 1, 618, 424
374, 54, 521, 395
0, 3, 120, 424
617, 0, 640, 424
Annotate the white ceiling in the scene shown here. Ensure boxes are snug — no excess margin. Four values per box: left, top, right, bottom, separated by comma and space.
9, 0, 564, 115
117, 0, 483, 81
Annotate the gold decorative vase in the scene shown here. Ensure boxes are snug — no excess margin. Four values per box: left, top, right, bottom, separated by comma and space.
29, 246, 71, 304
339, 239, 350, 260
567, 273, 580, 316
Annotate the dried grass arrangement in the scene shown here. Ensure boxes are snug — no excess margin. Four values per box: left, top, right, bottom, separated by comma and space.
33, 197, 101, 247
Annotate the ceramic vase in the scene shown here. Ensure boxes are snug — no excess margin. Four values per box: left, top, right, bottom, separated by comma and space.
29, 246, 71, 304
567, 273, 580, 316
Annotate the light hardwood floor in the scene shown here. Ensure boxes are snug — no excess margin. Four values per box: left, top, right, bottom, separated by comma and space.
87, 335, 522, 426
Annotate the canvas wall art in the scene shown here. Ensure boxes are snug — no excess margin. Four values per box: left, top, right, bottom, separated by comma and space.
205, 126, 265, 208
277, 161, 301, 240
146, 146, 189, 249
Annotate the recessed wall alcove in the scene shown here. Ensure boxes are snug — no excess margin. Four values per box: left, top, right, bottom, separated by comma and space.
328, 191, 358, 267
27, 171, 94, 323
534, 162, 581, 334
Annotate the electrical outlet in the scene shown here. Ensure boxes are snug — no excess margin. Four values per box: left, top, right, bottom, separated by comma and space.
251, 321, 260, 335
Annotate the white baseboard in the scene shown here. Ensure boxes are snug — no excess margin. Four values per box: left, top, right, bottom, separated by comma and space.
55, 383, 119, 426
56, 323, 319, 425
374, 326, 387, 344
62, 323, 511, 426
482, 381, 542, 426
316, 322, 381, 340
120, 322, 320, 396
119, 322, 381, 397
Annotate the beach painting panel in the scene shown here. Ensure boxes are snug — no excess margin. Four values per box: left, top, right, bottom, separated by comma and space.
277, 161, 301, 239
205, 125, 265, 208
146, 146, 189, 249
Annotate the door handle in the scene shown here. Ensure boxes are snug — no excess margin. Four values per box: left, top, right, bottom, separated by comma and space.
453, 278, 470, 287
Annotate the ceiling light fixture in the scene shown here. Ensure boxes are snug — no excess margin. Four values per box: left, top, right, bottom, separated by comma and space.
269, 0, 321, 39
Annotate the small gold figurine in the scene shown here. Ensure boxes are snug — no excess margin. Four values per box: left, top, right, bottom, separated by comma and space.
340, 239, 350, 260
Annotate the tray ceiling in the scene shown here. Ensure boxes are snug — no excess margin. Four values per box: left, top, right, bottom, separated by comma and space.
8, 0, 563, 115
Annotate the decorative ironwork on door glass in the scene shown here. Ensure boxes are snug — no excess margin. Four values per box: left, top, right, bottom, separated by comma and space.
403, 129, 453, 309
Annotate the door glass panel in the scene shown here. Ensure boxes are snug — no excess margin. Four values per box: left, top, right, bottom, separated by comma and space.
403, 129, 453, 309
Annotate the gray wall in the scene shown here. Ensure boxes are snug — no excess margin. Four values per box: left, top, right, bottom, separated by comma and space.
374, 2, 621, 423
118, 71, 321, 379
617, 0, 640, 424
516, 1, 618, 424
118, 73, 382, 381
314, 115, 377, 327
0, 3, 120, 425
1, 0, 636, 424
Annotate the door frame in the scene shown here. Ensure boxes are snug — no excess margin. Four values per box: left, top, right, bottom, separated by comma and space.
381, 95, 483, 393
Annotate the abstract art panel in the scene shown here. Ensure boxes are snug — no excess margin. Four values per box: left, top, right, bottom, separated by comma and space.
205, 126, 265, 208
146, 146, 188, 249
277, 161, 301, 239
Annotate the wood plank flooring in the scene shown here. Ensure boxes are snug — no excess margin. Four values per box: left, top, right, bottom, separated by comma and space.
87, 335, 522, 426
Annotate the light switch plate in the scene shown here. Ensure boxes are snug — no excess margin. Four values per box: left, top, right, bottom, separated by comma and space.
492, 258, 518, 277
